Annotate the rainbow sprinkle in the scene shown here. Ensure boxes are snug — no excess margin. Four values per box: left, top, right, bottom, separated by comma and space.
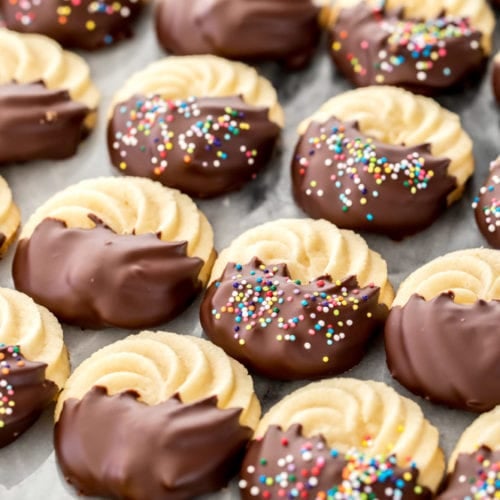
112, 95, 258, 176
472, 170, 500, 235
0, 345, 22, 430
210, 261, 378, 358
456, 449, 500, 499
295, 122, 435, 220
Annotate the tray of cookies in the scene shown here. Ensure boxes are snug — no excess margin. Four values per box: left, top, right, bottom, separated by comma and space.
0, 0, 499, 498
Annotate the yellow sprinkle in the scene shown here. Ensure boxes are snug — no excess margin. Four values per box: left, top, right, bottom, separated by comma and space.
86, 20, 96, 31
57, 6, 71, 15
119, 162, 127, 170
322, 356, 329, 363
238, 339, 246, 346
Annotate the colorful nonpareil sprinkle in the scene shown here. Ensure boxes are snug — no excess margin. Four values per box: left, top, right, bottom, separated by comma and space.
239, 425, 428, 499
210, 260, 378, 358
112, 95, 258, 176
472, 169, 500, 235
0, 344, 22, 429
295, 121, 435, 220
331, 2, 482, 85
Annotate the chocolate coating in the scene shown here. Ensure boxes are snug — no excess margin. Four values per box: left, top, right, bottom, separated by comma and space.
0, 345, 57, 448
473, 158, 500, 248
438, 446, 500, 499
493, 57, 500, 103
330, 2, 485, 94
0, 0, 143, 50
385, 293, 500, 412
292, 117, 456, 239
108, 95, 280, 198
55, 386, 252, 500
200, 258, 387, 380
13, 217, 203, 329
0, 82, 89, 164
240, 424, 432, 499
155, 0, 320, 69
0, 233, 6, 252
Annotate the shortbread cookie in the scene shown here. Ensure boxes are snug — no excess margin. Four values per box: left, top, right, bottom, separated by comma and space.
385, 248, 500, 411
13, 177, 215, 329
328, 0, 491, 94
0, 287, 70, 448
0, 29, 99, 162
201, 219, 392, 379
240, 378, 444, 496
293, 86, 473, 238
0, 0, 144, 50
108, 55, 283, 198
154, 0, 321, 69
473, 157, 500, 248
54, 331, 260, 499
0, 176, 20, 256
438, 406, 500, 498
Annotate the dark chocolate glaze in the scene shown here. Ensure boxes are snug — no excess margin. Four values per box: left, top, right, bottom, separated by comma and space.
200, 258, 387, 380
330, 2, 485, 94
0, 0, 143, 50
0, 345, 57, 448
108, 95, 280, 198
13, 217, 203, 329
493, 57, 500, 104
0, 233, 6, 251
292, 117, 456, 239
0, 82, 89, 164
473, 158, 500, 249
155, 0, 320, 69
240, 424, 432, 499
438, 446, 500, 499
385, 293, 500, 412
55, 386, 252, 500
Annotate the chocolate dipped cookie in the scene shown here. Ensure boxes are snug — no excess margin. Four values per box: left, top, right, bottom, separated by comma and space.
473, 157, 500, 248
438, 405, 500, 498
0, 176, 20, 256
108, 55, 283, 198
201, 218, 392, 380
54, 331, 260, 499
385, 248, 500, 412
13, 176, 215, 329
240, 378, 444, 497
0, 288, 70, 448
326, 0, 493, 94
154, 0, 322, 69
292, 86, 473, 238
0, 0, 144, 50
0, 29, 99, 163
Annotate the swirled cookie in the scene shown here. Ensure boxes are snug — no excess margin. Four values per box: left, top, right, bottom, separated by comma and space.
13, 176, 215, 329
385, 248, 500, 411
108, 55, 283, 198
0, 29, 99, 163
0, 0, 144, 50
438, 406, 500, 498
0, 287, 69, 447
54, 330, 260, 499
327, 0, 492, 94
0, 176, 20, 256
240, 378, 443, 496
154, 0, 321, 69
293, 86, 473, 238
201, 218, 392, 379
473, 157, 500, 248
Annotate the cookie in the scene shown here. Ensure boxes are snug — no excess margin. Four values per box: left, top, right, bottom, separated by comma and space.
0, 0, 144, 50
327, 0, 492, 94
200, 218, 392, 379
0, 287, 70, 447
240, 377, 444, 497
438, 406, 500, 498
0, 29, 99, 163
0, 176, 20, 256
473, 158, 500, 249
292, 86, 473, 238
107, 55, 283, 198
385, 248, 500, 411
54, 330, 260, 499
154, 0, 321, 69
13, 176, 215, 329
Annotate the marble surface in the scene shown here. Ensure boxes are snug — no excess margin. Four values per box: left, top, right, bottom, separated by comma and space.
0, 5, 499, 499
